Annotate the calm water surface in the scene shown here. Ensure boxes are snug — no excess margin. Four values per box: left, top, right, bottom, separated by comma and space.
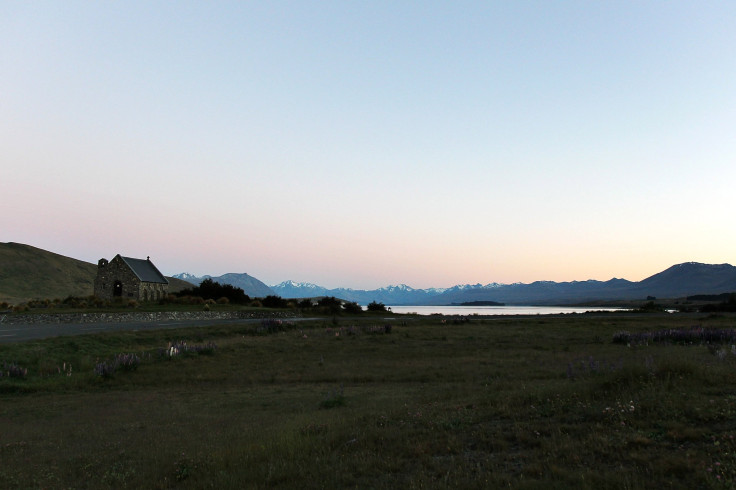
385, 305, 628, 316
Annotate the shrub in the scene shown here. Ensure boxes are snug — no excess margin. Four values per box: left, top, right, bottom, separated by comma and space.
176, 279, 250, 304
94, 353, 141, 378
115, 353, 141, 371
1, 362, 28, 379
636, 301, 664, 312
26, 299, 51, 309
216, 297, 230, 304
298, 298, 313, 309
176, 296, 205, 305
700, 294, 736, 312
343, 301, 363, 314
94, 361, 116, 378
262, 295, 288, 308
317, 296, 342, 314
367, 301, 387, 312
160, 341, 217, 358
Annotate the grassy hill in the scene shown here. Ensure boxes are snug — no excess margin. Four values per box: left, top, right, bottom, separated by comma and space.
0, 242, 191, 303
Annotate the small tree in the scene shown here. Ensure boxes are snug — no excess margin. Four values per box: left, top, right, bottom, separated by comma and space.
262, 295, 288, 308
343, 301, 363, 314
298, 298, 314, 309
317, 296, 342, 314
367, 301, 387, 312
176, 279, 250, 304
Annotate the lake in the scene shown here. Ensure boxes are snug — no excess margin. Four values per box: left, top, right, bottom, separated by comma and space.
384, 305, 629, 316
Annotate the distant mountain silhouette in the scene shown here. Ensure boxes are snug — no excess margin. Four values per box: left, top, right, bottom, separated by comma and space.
266, 262, 736, 306
424, 263, 736, 305
634, 263, 736, 298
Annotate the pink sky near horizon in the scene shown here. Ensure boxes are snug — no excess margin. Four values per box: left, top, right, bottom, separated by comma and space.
2, 2, 735, 290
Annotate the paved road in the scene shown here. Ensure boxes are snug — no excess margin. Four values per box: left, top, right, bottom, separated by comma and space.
0, 317, 296, 343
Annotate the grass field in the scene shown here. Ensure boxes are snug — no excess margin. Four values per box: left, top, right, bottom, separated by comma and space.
2, 312, 736, 488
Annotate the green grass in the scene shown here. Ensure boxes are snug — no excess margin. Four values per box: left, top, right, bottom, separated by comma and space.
2, 313, 736, 488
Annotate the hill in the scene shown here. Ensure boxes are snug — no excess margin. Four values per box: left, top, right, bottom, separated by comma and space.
0, 243, 97, 303
0, 242, 192, 303
634, 262, 736, 298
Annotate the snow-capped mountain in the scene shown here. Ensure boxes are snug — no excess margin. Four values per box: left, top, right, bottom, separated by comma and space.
176, 262, 736, 306
270, 281, 457, 305
172, 272, 204, 283
271, 281, 328, 298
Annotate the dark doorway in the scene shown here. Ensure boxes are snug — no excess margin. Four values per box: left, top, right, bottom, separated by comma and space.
113, 281, 123, 297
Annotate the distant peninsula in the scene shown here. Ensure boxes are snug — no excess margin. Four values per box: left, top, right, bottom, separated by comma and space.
454, 301, 505, 306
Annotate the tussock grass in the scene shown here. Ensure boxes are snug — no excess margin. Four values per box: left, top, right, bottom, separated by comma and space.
2, 313, 736, 487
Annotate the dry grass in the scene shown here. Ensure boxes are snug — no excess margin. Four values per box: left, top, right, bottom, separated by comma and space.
2, 313, 736, 488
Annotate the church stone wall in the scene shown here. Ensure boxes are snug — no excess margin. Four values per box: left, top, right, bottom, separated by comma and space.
94, 255, 169, 302
139, 282, 168, 302
94, 256, 141, 301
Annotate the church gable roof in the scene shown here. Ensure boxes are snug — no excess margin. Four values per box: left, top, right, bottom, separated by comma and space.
118, 256, 169, 284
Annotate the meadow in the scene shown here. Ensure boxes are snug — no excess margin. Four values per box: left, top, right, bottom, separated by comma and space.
2, 312, 736, 488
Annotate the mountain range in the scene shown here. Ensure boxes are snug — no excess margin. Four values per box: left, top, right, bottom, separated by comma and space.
2, 242, 735, 306
175, 262, 736, 306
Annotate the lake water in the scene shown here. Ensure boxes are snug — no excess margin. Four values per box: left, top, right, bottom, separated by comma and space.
384, 305, 628, 316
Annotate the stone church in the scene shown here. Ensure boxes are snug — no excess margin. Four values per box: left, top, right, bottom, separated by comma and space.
94, 255, 169, 302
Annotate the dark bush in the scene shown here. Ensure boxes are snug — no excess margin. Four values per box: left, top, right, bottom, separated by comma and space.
262, 295, 288, 308
636, 301, 664, 312
700, 293, 736, 313
318, 296, 343, 314
176, 279, 250, 304
367, 301, 387, 312
343, 301, 363, 314
298, 298, 313, 309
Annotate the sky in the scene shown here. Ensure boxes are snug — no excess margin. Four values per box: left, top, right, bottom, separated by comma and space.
2, 1, 735, 289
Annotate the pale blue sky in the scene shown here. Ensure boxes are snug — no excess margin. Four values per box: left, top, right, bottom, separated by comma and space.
2, 2, 735, 289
